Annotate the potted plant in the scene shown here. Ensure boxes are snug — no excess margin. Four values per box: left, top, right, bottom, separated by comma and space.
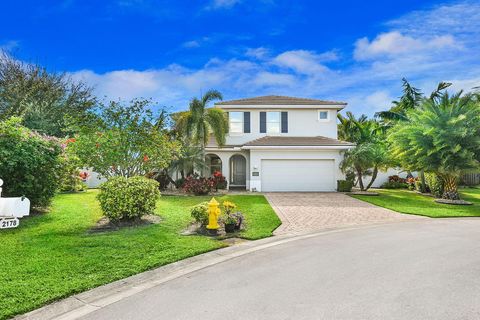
222, 201, 237, 233
223, 214, 237, 233
232, 211, 244, 230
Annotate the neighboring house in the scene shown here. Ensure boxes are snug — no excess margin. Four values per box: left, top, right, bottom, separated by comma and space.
205, 95, 354, 192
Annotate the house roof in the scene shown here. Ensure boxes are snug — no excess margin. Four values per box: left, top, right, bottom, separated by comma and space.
215, 95, 347, 106
243, 136, 355, 147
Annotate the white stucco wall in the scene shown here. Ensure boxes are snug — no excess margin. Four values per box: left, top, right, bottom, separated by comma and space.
208, 109, 339, 147
81, 169, 107, 188
204, 149, 250, 189
367, 168, 416, 188
248, 149, 345, 192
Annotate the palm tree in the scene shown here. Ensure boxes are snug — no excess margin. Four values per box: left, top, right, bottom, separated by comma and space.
388, 91, 480, 200
375, 78, 451, 124
375, 79, 452, 191
338, 112, 388, 191
176, 90, 228, 152
168, 144, 206, 179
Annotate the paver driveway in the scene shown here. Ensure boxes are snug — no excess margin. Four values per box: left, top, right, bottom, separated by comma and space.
266, 192, 423, 235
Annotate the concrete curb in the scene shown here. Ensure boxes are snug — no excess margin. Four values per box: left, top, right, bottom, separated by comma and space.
15, 220, 426, 320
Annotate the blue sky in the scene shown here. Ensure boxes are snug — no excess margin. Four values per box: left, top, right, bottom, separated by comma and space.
1, 0, 479, 115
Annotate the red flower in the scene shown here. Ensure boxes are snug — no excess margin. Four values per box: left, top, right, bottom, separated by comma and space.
143, 155, 150, 162
66, 138, 76, 144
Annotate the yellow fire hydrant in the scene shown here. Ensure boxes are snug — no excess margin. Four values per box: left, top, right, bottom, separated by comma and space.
206, 197, 220, 230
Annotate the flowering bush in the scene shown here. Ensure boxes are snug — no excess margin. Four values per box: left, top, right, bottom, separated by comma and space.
0, 117, 63, 208
222, 201, 236, 214
406, 177, 417, 190
183, 174, 215, 195
212, 171, 227, 190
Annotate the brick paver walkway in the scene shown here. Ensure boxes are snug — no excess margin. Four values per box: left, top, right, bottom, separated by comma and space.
266, 193, 424, 235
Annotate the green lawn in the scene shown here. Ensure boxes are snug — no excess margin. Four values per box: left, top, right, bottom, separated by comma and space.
0, 191, 280, 319
351, 188, 480, 217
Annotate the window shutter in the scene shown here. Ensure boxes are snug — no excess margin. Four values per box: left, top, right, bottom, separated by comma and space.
260, 112, 266, 133
281, 112, 288, 133
244, 112, 250, 133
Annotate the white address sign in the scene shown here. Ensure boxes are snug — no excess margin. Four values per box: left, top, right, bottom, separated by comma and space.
0, 218, 19, 229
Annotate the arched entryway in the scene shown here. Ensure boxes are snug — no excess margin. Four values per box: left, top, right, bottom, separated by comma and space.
229, 154, 247, 188
205, 154, 222, 177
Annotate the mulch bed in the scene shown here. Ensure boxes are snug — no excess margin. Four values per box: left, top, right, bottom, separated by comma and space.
181, 222, 245, 238
89, 214, 162, 233
434, 199, 473, 205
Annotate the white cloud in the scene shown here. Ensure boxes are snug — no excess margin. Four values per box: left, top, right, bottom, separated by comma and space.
272, 50, 330, 75
245, 47, 270, 60
354, 31, 459, 60
0, 40, 19, 52
70, 1, 480, 116
206, 0, 241, 10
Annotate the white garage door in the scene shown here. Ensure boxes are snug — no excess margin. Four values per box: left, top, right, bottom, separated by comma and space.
261, 159, 335, 192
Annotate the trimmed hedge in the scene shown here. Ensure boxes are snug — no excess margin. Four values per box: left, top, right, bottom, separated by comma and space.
97, 176, 160, 221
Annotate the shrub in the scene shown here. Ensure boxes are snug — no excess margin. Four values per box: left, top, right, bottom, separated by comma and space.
388, 175, 407, 183
425, 173, 444, 198
337, 180, 353, 192
212, 171, 227, 190
0, 118, 63, 208
190, 202, 209, 225
97, 176, 160, 221
175, 177, 186, 188
381, 181, 408, 189
406, 177, 417, 190
58, 158, 87, 192
183, 174, 215, 195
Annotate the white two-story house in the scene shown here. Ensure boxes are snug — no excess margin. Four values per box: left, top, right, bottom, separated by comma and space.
205, 95, 354, 192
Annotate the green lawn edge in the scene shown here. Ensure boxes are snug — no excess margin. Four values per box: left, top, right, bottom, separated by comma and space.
350, 188, 480, 218
0, 191, 281, 319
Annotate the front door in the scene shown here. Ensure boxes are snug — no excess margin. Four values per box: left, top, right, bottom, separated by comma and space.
231, 155, 246, 186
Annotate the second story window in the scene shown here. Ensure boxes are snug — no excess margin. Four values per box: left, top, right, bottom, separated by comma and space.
229, 112, 244, 133
267, 112, 281, 133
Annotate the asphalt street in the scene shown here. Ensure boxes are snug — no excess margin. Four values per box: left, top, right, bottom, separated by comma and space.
80, 219, 480, 320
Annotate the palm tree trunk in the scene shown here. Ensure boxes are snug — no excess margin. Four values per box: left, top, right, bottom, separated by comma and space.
365, 166, 378, 191
356, 166, 365, 191
420, 170, 427, 193
442, 174, 459, 200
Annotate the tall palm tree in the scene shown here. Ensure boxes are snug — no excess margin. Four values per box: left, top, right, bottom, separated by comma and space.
176, 90, 228, 152
375, 79, 452, 191
375, 78, 451, 124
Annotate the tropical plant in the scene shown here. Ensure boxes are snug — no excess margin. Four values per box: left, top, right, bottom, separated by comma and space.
0, 51, 95, 137
68, 99, 179, 178
168, 143, 206, 179
375, 79, 452, 192
338, 113, 389, 191
388, 91, 480, 200
0, 117, 63, 208
97, 176, 160, 221
174, 90, 228, 152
